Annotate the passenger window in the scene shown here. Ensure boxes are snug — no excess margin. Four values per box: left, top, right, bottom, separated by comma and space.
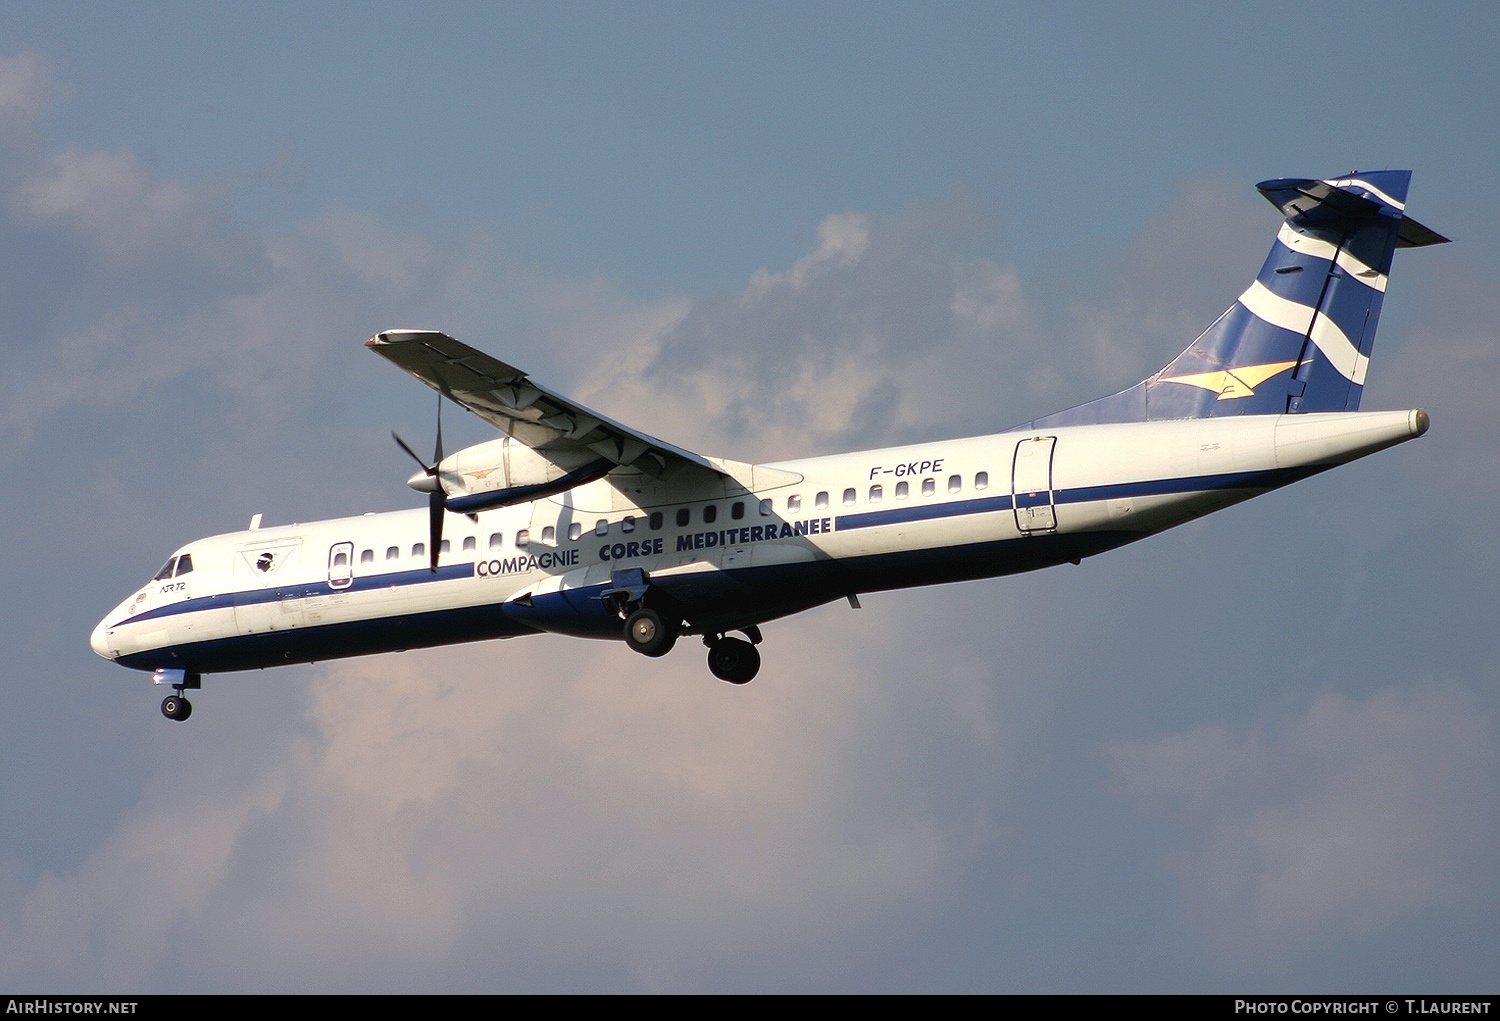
595, 519, 609, 536
622, 516, 637, 532
413, 543, 425, 559
731, 502, 745, 520
704, 505, 718, 523
895, 481, 909, 500
542, 526, 556, 545
787, 495, 801, 514
154, 557, 177, 581
676, 508, 690, 527
949, 474, 962, 494
439, 539, 451, 554
174, 554, 194, 576
759, 499, 772, 516
463, 536, 476, 552
869, 485, 882, 503
489, 533, 503, 551
922, 478, 936, 497
568, 522, 582, 541
842, 488, 856, 506
360, 549, 374, 564
516, 530, 530, 547
387, 546, 400, 561
975, 471, 989, 490
815, 491, 829, 510
650, 511, 663, 530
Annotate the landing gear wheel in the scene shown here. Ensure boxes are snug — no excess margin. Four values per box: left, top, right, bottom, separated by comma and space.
624, 607, 677, 657
707, 637, 760, 684
161, 695, 192, 721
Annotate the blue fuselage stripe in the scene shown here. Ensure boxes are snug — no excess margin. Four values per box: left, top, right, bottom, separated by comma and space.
833, 466, 1312, 532
122, 562, 475, 624
834, 493, 1013, 531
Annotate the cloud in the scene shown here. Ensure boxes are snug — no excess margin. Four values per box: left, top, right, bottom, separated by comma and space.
2, 604, 998, 991
1108, 685, 1500, 956
744, 211, 871, 298
567, 178, 1282, 468
14, 149, 241, 269
0, 51, 48, 121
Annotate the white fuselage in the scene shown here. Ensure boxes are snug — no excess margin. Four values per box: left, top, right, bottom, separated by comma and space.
91, 410, 1425, 676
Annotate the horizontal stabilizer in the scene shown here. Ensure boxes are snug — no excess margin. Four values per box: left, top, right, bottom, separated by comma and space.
1397, 216, 1451, 248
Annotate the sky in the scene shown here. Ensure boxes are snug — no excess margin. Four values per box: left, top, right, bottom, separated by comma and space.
1, 1, 1497, 993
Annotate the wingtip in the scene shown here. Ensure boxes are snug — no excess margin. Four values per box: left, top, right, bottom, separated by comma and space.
367, 329, 441, 348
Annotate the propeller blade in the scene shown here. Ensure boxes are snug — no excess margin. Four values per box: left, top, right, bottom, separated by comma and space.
392, 431, 435, 476
430, 397, 446, 572
394, 394, 450, 571
428, 491, 444, 573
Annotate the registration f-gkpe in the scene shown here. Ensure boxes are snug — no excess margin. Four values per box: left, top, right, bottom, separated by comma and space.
92, 172, 1448, 721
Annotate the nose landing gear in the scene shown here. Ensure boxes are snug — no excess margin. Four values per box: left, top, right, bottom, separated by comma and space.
152, 667, 201, 722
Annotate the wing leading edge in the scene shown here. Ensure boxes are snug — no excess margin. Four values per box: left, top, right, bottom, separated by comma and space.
365, 330, 728, 483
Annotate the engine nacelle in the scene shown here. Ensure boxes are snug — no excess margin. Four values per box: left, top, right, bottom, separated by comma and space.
410, 437, 613, 512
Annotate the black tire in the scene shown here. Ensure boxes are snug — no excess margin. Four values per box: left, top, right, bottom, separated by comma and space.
624, 608, 677, 657
161, 695, 192, 721
707, 637, 760, 684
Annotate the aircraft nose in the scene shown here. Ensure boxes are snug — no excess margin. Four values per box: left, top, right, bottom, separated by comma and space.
90, 618, 115, 660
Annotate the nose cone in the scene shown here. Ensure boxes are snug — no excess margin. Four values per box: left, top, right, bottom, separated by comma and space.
90, 618, 116, 660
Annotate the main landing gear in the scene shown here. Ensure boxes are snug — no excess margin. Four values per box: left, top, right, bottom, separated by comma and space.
705, 634, 760, 685
609, 568, 763, 684
624, 607, 677, 657
619, 606, 762, 684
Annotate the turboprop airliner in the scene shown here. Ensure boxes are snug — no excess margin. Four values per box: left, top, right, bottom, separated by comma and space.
92, 171, 1447, 720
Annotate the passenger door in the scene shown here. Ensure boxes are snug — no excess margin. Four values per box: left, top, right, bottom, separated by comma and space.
1012, 436, 1057, 532
327, 542, 355, 590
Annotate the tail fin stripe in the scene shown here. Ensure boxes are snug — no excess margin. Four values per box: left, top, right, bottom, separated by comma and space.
1322, 177, 1406, 210
1274, 224, 1388, 292
1238, 282, 1366, 384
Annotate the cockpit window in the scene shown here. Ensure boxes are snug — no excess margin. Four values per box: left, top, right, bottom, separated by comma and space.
154, 557, 177, 581
174, 554, 194, 577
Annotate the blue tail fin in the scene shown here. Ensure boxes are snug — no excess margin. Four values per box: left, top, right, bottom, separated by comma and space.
1031, 171, 1448, 428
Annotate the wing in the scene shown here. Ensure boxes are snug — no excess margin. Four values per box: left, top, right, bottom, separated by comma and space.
365, 330, 728, 481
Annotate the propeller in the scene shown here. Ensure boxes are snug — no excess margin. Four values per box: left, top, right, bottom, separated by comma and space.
392, 395, 446, 573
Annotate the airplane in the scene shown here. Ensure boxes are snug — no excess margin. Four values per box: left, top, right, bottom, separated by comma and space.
91, 171, 1448, 721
